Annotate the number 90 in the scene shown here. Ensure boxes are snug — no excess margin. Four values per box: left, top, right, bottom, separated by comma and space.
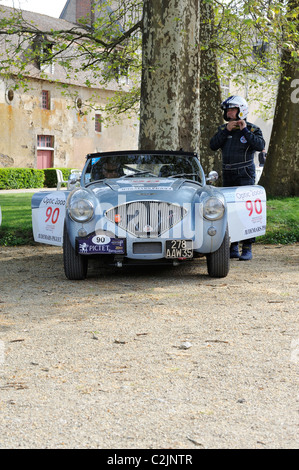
45, 206, 60, 224
246, 199, 262, 216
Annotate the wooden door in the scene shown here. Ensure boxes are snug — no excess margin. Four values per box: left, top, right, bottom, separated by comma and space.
37, 150, 53, 169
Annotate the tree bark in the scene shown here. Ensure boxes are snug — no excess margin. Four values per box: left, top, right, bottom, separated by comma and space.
138, 0, 200, 152
260, 50, 299, 196
260, 0, 299, 196
199, 0, 223, 180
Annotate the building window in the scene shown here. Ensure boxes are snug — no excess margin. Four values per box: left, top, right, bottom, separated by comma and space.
253, 41, 269, 65
95, 114, 102, 133
37, 135, 54, 148
41, 62, 55, 75
32, 34, 54, 73
117, 64, 129, 85
41, 90, 50, 109
5, 88, 14, 104
75, 96, 83, 112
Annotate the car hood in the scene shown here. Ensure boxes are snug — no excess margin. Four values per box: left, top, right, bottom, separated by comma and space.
89, 177, 208, 206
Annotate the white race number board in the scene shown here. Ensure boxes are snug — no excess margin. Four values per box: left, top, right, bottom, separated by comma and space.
32, 192, 66, 246
227, 186, 267, 243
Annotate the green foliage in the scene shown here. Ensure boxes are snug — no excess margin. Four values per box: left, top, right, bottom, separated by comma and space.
0, 0, 297, 122
43, 168, 72, 188
213, 0, 297, 117
0, 168, 44, 190
0, 168, 75, 190
0, 1, 143, 120
258, 197, 299, 244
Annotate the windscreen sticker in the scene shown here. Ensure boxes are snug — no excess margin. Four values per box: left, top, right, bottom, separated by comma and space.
118, 186, 173, 191
91, 157, 101, 165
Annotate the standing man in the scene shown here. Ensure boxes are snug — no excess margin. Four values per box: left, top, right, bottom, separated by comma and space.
210, 95, 265, 260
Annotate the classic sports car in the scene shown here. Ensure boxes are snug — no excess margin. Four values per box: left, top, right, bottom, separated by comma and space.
32, 150, 266, 280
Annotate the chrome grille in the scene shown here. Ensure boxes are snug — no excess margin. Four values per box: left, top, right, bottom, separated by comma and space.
105, 201, 187, 238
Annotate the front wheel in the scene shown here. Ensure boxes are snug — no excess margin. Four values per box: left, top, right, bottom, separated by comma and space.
206, 226, 230, 278
63, 224, 88, 280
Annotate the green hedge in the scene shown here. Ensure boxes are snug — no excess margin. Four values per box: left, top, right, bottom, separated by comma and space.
0, 167, 73, 189
43, 168, 72, 188
0, 168, 45, 189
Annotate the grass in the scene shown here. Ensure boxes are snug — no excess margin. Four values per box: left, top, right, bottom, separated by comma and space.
0, 193, 298, 247
0, 193, 36, 246
259, 197, 299, 245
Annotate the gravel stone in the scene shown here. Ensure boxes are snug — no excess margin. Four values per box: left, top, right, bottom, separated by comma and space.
0, 243, 298, 449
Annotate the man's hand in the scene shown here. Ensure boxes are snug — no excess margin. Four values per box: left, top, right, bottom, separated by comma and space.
226, 120, 238, 131
226, 119, 246, 131
237, 119, 246, 130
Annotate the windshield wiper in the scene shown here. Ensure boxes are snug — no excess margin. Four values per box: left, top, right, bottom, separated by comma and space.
169, 173, 199, 178
121, 170, 155, 178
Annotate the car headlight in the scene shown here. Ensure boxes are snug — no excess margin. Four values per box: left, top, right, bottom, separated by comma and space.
203, 196, 225, 220
67, 188, 95, 223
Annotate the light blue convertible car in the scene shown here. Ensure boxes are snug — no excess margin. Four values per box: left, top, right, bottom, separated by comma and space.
32, 150, 266, 279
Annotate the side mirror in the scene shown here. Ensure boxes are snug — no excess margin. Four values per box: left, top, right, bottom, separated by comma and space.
69, 174, 80, 185
206, 170, 218, 182
67, 173, 81, 190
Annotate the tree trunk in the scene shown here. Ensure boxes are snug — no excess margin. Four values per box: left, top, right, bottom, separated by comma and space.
138, 0, 200, 152
199, 0, 223, 180
260, 50, 299, 196
260, 0, 299, 197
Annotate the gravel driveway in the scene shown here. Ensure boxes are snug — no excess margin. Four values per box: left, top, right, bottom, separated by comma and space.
0, 243, 298, 449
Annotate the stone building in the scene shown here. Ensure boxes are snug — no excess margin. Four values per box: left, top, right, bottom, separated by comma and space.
0, 2, 138, 170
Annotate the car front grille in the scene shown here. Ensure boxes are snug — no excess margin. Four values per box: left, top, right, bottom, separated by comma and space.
105, 201, 187, 238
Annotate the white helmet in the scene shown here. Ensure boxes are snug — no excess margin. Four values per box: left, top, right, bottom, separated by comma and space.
221, 95, 249, 121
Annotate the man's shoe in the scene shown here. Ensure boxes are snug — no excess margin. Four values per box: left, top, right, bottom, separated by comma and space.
239, 244, 252, 261
230, 242, 240, 259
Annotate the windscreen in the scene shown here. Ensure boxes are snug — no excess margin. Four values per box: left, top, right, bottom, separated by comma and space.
84, 153, 203, 184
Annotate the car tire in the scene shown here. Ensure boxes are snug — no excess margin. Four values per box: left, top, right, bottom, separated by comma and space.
63, 223, 88, 280
206, 226, 230, 278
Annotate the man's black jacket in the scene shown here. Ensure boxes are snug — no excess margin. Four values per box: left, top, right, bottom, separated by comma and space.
210, 122, 265, 167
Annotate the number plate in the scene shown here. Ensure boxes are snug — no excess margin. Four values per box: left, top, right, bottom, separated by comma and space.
76, 235, 126, 255
165, 240, 193, 258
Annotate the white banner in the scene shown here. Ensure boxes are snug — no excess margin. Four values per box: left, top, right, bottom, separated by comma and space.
226, 186, 267, 242
32, 192, 66, 246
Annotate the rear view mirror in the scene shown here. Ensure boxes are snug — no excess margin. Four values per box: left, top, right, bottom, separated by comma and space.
206, 171, 218, 182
